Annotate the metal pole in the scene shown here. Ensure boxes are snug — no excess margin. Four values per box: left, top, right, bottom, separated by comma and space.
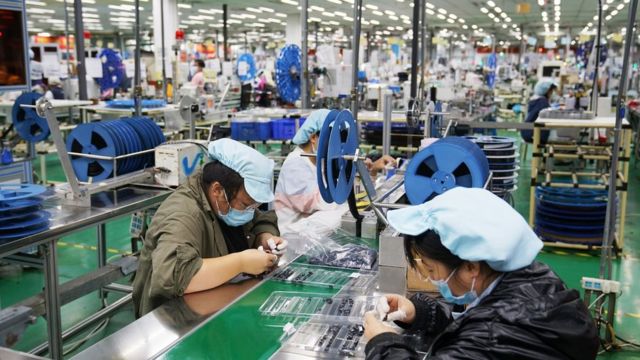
223, 4, 229, 61
382, 93, 392, 157
134, 0, 142, 117
301, 0, 309, 109
73, 0, 87, 100
41, 242, 63, 359
420, 0, 427, 103
63, 0, 71, 79
519, 26, 525, 71
600, 0, 639, 279
409, 0, 420, 102
350, 0, 363, 122
591, 0, 603, 113
97, 224, 107, 301
315, 22, 319, 58
215, 30, 219, 59
160, 0, 167, 101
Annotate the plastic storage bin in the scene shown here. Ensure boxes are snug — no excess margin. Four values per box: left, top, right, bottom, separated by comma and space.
231, 117, 271, 141
271, 117, 306, 140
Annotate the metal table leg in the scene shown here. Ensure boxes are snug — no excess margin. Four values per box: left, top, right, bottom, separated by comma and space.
97, 224, 107, 302
40, 241, 63, 359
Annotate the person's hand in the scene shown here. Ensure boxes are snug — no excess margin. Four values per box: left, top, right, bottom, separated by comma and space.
365, 155, 397, 173
378, 294, 416, 324
238, 249, 278, 275
257, 233, 288, 255
364, 311, 398, 340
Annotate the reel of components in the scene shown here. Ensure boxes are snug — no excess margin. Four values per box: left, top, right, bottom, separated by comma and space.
106, 99, 167, 109
276, 44, 302, 104
316, 110, 358, 205
12, 92, 50, 142
66, 117, 165, 182
404, 136, 490, 204
534, 187, 608, 244
98, 48, 125, 92
465, 135, 519, 192
237, 53, 257, 83
0, 184, 49, 243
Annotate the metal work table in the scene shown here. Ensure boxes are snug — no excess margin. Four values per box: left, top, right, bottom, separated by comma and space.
74, 258, 374, 359
0, 185, 172, 359
0, 347, 46, 360
78, 104, 178, 122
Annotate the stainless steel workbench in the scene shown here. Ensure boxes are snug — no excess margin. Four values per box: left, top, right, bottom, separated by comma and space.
0, 185, 172, 359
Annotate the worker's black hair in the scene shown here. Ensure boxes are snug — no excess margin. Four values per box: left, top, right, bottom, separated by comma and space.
194, 59, 205, 68
201, 160, 244, 200
546, 84, 557, 98
404, 230, 464, 270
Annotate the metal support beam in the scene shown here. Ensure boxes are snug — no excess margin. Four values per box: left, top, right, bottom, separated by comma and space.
97, 224, 107, 301
134, 0, 142, 117
591, 0, 603, 113
160, 0, 167, 101
382, 93, 392, 157
40, 242, 62, 359
420, 0, 427, 103
301, 0, 309, 109
601, 0, 639, 279
223, 4, 229, 62
73, 0, 87, 100
350, 0, 363, 123
409, 0, 420, 102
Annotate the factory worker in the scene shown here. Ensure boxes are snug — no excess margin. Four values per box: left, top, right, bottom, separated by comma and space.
520, 80, 557, 144
363, 187, 599, 359
274, 109, 396, 237
190, 59, 205, 92
133, 139, 285, 317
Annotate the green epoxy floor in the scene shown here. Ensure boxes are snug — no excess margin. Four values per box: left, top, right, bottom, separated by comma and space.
1, 137, 639, 358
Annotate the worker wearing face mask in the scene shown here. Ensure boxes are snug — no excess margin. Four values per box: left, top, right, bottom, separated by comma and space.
363, 187, 599, 359
520, 80, 558, 144
190, 59, 205, 92
133, 139, 285, 317
274, 109, 395, 237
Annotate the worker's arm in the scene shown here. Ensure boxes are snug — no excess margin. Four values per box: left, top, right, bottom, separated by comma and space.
184, 249, 277, 294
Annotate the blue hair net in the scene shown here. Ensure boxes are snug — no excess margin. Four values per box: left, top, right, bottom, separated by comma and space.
387, 187, 542, 272
534, 80, 558, 97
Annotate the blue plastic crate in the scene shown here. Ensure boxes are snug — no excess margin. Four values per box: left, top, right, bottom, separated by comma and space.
231, 120, 271, 141
271, 117, 306, 140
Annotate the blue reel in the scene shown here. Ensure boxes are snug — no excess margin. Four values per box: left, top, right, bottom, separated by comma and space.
12, 92, 50, 142
66, 117, 165, 182
316, 110, 358, 204
237, 53, 257, 83
106, 99, 167, 109
0, 184, 49, 242
276, 44, 302, 104
98, 48, 125, 92
404, 137, 490, 204
0, 184, 46, 201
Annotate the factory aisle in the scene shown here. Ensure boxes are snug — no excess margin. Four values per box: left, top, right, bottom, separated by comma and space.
0, 141, 639, 358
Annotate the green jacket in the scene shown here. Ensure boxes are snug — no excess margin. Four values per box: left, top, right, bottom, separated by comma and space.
133, 169, 280, 317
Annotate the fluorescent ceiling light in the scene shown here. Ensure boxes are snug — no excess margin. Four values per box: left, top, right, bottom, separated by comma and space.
438, 8, 447, 14
487, 0, 495, 6
260, 7, 275, 12
365, 4, 378, 9
310, 5, 324, 11
177, 4, 191, 9
246, 7, 262, 13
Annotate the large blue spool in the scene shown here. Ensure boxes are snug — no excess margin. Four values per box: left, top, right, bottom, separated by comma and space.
237, 53, 257, 83
0, 184, 49, 243
12, 92, 50, 142
404, 137, 490, 204
98, 48, 125, 92
66, 117, 165, 182
276, 44, 301, 104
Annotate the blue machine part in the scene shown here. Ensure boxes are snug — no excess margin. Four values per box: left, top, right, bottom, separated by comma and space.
106, 99, 167, 109
404, 137, 490, 204
316, 110, 340, 203
11, 92, 50, 142
0, 184, 46, 201
98, 48, 125, 92
276, 44, 302, 104
0, 198, 42, 215
66, 117, 165, 182
0, 210, 49, 231
237, 53, 257, 83
0, 223, 50, 242
325, 110, 359, 205
429, 101, 443, 138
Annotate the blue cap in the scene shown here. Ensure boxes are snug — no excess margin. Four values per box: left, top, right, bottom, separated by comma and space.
208, 138, 275, 203
387, 187, 542, 272
292, 109, 331, 145
534, 80, 558, 96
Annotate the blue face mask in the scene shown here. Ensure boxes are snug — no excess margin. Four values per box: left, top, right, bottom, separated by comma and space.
215, 190, 255, 227
429, 267, 478, 305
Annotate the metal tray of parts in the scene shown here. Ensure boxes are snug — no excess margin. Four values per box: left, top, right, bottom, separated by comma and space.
270, 263, 377, 292
278, 321, 367, 359
260, 292, 377, 323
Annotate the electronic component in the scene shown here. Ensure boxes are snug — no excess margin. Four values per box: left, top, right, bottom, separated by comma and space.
154, 143, 203, 187
581, 277, 621, 294
260, 292, 376, 322
270, 263, 376, 292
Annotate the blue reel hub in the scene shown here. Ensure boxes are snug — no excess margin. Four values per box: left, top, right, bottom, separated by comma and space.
325, 110, 359, 204
316, 110, 340, 203
237, 53, 257, 83
404, 136, 490, 204
12, 92, 50, 142
276, 44, 302, 104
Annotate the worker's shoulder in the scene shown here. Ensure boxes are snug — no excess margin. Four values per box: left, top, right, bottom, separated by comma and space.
156, 187, 206, 219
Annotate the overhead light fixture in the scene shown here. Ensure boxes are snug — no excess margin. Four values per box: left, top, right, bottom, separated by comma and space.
438, 8, 447, 14
372, 10, 383, 16
177, 3, 191, 9
26, 0, 47, 6
449, 14, 457, 19
334, 11, 346, 16
494, 6, 502, 13
480, 7, 489, 13
487, 0, 495, 7
365, 4, 378, 9
437, 14, 445, 20
385, 10, 396, 15
246, 7, 261, 13
462, 24, 468, 29
280, 0, 298, 6
617, 3, 624, 10
426, 9, 435, 15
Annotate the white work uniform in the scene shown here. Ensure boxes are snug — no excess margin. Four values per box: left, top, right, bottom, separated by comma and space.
275, 146, 347, 237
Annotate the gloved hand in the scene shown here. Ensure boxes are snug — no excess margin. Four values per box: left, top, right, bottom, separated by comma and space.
239, 249, 278, 275
376, 294, 416, 324
257, 234, 288, 256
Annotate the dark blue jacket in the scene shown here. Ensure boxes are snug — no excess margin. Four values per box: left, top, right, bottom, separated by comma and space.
521, 97, 551, 143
